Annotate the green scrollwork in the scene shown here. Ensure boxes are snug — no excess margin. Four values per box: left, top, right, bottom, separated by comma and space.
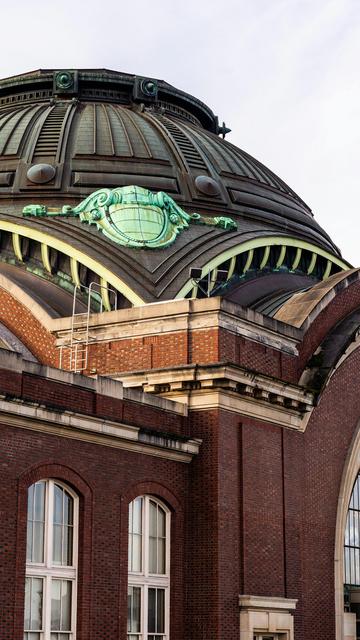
22, 186, 237, 249
23, 204, 50, 216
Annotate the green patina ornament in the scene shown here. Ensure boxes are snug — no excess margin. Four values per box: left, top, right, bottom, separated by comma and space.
22, 186, 237, 249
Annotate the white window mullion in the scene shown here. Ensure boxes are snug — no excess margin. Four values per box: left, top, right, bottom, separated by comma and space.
129, 501, 133, 572
31, 485, 36, 563
71, 571, 78, 640
143, 497, 149, 639
44, 574, 52, 640
144, 498, 149, 579
60, 489, 64, 566
166, 508, 170, 578
47, 481, 54, 569
165, 586, 170, 640
142, 584, 146, 640
46, 482, 53, 640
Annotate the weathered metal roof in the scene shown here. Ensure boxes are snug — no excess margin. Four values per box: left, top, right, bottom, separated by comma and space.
0, 69, 346, 314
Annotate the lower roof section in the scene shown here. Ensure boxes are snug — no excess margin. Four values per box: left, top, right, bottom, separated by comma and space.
0, 350, 201, 462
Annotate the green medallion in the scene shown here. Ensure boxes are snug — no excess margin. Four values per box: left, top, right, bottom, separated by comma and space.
22, 185, 237, 249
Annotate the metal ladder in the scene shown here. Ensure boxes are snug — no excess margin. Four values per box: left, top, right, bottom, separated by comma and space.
59, 282, 117, 373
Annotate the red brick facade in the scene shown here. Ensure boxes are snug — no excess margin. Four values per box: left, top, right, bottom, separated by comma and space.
0, 362, 189, 640
2, 427, 188, 640
2, 279, 360, 639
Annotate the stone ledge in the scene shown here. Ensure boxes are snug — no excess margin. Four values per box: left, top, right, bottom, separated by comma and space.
239, 595, 297, 611
0, 397, 199, 462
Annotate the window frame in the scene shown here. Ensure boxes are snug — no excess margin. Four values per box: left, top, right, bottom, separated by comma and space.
344, 473, 360, 587
24, 479, 79, 640
128, 495, 171, 640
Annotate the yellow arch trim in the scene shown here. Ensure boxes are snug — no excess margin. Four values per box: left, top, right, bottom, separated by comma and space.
243, 249, 254, 273
276, 245, 287, 268
0, 221, 145, 306
176, 236, 350, 299
260, 246, 270, 270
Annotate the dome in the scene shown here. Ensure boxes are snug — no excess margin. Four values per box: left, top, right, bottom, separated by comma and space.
0, 69, 349, 315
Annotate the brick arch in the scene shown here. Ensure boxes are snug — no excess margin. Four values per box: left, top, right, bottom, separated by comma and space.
294, 270, 360, 379
122, 479, 182, 513
301, 345, 360, 638
0, 286, 57, 366
17, 461, 93, 496
15, 463, 93, 640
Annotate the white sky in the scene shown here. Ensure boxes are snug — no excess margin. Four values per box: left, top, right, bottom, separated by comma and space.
2, 0, 359, 264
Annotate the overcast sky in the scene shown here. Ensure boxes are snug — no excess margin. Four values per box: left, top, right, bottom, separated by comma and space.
2, 0, 359, 264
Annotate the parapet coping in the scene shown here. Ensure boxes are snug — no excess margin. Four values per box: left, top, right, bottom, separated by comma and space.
0, 349, 187, 416
0, 396, 199, 462
52, 296, 302, 339
52, 297, 301, 357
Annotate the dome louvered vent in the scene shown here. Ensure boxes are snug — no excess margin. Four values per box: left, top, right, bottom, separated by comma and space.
157, 115, 208, 170
33, 104, 68, 158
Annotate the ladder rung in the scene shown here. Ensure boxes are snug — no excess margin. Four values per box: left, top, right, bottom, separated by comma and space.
60, 342, 88, 373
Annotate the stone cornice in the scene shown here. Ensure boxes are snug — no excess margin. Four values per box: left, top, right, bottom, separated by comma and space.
116, 363, 314, 431
0, 396, 200, 462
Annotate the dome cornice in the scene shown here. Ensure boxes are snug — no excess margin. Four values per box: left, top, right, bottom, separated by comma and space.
0, 68, 218, 131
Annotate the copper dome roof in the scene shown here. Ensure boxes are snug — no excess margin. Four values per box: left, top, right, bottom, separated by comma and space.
0, 69, 347, 314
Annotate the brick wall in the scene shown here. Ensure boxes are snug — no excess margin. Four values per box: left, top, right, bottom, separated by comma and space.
0, 289, 57, 365
221, 332, 297, 382
4, 279, 360, 389
0, 426, 188, 640
183, 341, 360, 640
75, 327, 298, 383
240, 418, 285, 597
0, 287, 307, 385
86, 329, 221, 375
300, 346, 360, 639
0, 368, 185, 437
2, 345, 360, 639
186, 409, 220, 639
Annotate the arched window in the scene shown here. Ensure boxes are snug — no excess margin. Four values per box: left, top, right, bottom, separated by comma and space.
345, 473, 360, 587
24, 479, 78, 640
128, 496, 170, 640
